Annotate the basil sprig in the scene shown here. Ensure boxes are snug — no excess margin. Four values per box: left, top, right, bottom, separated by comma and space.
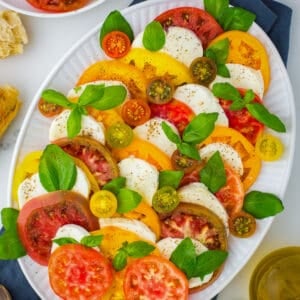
53, 235, 103, 248
170, 238, 228, 280
0, 208, 26, 260
212, 82, 286, 132
103, 177, 142, 213
244, 191, 284, 219
158, 170, 184, 189
100, 10, 134, 43
113, 241, 155, 271
204, 0, 256, 31
143, 21, 166, 51
41, 84, 127, 138
39, 144, 77, 192
162, 113, 218, 160
205, 38, 230, 77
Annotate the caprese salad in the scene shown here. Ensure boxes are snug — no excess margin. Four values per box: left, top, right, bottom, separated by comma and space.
1, 1, 287, 299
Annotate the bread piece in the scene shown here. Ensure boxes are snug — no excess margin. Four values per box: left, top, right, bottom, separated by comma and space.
0, 85, 21, 137
0, 10, 28, 58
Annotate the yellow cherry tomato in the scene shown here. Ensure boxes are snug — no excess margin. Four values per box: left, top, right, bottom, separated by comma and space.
89, 190, 117, 218
255, 133, 284, 161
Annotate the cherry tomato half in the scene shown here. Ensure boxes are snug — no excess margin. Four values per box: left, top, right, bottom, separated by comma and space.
190, 56, 217, 86
146, 76, 174, 104
171, 150, 201, 174
123, 255, 189, 300
255, 133, 284, 161
152, 186, 179, 214
48, 244, 113, 299
90, 190, 118, 218
121, 99, 151, 127
106, 122, 134, 149
101, 31, 131, 59
229, 210, 256, 238
38, 98, 63, 118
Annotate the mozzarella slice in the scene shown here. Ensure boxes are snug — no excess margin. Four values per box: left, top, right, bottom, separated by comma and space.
118, 156, 159, 206
173, 84, 228, 126
156, 237, 213, 288
51, 224, 91, 253
210, 63, 264, 98
99, 218, 156, 243
49, 109, 105, 144
67, 80, 130, 100
133, 117, 177, 157
199, 142, 243, 176
178, 182, 229, 234
132, 26, 203, 67
18, 166, 91, 208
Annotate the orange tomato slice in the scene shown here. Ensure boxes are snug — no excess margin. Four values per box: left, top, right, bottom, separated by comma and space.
200, 126, 261, 191
209, 30, 271, 92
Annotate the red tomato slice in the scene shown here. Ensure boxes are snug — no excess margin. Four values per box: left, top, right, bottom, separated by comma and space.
17, 191, 99, 266
149, 99, 195, 134
123, 255, 189, 300
219, 90, 265, 145
215, 165, 244, 217
154, 7, 224, 48
49, 244, 113, 299
26, 0, 88, 12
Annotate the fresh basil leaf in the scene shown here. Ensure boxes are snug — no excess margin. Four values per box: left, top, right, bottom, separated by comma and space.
1, 208, 19, 230
39, 144, 77, 192
244, 191, 284, 219
67, 106, 83, 138
143, 21, 166, 51
41, 89, 74, 109
220, 7, 256, 31
170, 237, 197, 279
229, 99, 245, 111
243, 89, 255, 104
124, 241, 155, 258
162, 121, 181, 144
246, 103, 286, 133
117, 188, 142, 213
204, 0, 229, 23
113, 249, 128, 271
103, 176, 126, 195
53, 237, 79, 246
217, 64, 230, 78
183, 113, 218, 144
193, 250, 228, 280
81, 235, 103, 247
90, 85, 127, 110
200, 151, 226, 193
159, 170, 184, 189
205, 38, 229, 65
212, 82, 242, 102
0, 233, 26, 259
177, 142, 200, 160
100, 10, 134, 43
77, 84, 105, 106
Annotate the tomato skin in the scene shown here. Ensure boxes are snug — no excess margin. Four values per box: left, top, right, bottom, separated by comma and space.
17, 191, 99, 266
121, 99, 151, 127
155, 7, 224, 48
102, 31, 131, 59
123, 255, 189, 300
150, 100, 194, 133
26, 0, 89, 12
219, 91, 265, 145
48, 244, 113, 299
214, 165, 244, 217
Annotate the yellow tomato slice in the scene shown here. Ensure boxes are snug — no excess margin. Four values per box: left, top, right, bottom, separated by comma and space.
201, 126, 261, 191
111, 136, 172, 171
209, 30, 271, 92
77, 60, 148, 99
89, 190, 117, 218
12, 151, 42, 203
255, 133, 284, 161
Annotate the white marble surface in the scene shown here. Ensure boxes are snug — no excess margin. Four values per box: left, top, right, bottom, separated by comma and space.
0, 0, 299, 299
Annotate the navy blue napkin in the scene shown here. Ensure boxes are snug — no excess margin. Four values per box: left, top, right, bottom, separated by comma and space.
0, 1, 292, 299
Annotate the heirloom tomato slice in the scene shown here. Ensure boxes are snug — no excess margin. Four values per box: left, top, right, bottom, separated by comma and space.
26, 0, 88, 12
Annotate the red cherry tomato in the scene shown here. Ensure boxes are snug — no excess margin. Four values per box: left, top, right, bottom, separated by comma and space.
123, 255, 189, 300
101, 31, 131, 59
26, 0, 89, 12
48, 244, 113, 299
154, 6, 224, 48
17, 191, 99, 266
38, 98, 63, 118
